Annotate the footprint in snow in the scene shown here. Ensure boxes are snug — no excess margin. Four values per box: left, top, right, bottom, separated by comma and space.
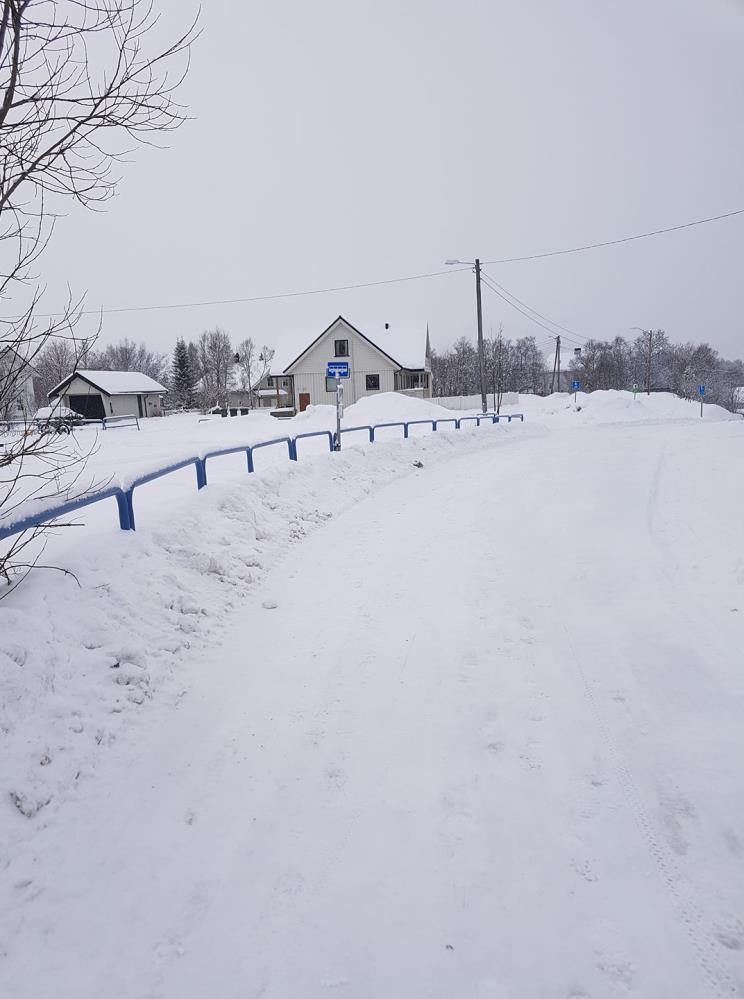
571, 858, 598, 883
713, 914, 744, 951
262, 599, 278, 610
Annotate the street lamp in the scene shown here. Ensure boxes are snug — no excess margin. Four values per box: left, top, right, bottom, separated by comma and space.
445, 258, 487, 414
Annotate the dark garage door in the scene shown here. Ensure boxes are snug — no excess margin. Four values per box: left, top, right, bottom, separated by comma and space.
68, 394, 106, 419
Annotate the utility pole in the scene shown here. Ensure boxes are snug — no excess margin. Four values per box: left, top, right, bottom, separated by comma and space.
550, 336, 561, 393
474, 258, 487, 414
444, 257, 487, 412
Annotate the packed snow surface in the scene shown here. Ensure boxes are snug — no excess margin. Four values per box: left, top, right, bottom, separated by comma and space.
1, 391, 743, 998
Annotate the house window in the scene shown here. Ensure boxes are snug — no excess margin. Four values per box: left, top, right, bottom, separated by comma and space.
395, 371, 429, 390
266, 376, 274, 386
366, 374, 380, 391
326, 377, 338, 393
334, 339, 349, 357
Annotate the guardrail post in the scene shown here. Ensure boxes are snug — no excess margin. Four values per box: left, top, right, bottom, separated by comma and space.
288, 439, 297, 461
123, 487, 135, 531
403, 423, 409, 438
432, 421, 438, 431
370, 427, 376, 442
195, 458, 207, 489
115, 491, 131, 531
246, 447, 254, 473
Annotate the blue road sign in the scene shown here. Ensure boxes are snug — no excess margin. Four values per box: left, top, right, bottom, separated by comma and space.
327, 361, 350, 378
698, 384, 705, 396
571, 379, 580, 391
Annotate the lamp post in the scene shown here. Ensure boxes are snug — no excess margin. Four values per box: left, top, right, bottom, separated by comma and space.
445, 258, 487, 414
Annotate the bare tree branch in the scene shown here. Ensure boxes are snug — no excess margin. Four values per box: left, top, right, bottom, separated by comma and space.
1, 0, 196, 592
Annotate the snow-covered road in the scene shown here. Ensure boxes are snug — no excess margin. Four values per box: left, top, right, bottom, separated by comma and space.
4, 418, 744, 998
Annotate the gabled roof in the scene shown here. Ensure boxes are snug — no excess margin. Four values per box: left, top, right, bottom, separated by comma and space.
277, 316, 430, 373
49, 369, 167, 398
0, 345, 38, 376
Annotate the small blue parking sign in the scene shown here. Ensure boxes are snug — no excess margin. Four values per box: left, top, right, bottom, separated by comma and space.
698, 384, 705, 396
327, 361, 350, 378
571, 379, 580, 391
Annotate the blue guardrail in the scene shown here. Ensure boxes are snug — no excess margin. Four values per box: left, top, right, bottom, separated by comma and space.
0, 413, 524, 540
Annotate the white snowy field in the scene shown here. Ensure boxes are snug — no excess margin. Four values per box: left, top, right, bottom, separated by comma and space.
1, 391, 743, 998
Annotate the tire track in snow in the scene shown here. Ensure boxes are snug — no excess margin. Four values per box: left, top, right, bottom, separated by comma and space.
563, 624, 739, 999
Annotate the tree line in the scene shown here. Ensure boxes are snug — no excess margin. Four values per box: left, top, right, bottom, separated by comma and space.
32, 329, 275, 412
432, 331, 553, 403
431, 329, 744, 411
32, 324, 744, 414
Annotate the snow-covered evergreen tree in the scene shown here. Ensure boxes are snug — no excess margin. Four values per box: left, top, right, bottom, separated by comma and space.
171, 337, 195, 408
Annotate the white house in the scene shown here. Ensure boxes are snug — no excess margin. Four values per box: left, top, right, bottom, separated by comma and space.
734, 386, 744, 415
0, 347, 38, 420
48, 370, 167, 419
258, 316, 431, 413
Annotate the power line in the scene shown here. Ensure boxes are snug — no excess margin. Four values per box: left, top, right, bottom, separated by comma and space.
25, 205, 744, 321
479, 272, 583, 343
480, 267, 588, 342
480, 275, 562, 338
483, 207, 744, 265
32, 265, 472, 319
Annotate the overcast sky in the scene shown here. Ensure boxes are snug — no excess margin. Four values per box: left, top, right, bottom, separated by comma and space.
39, 0, 744, 363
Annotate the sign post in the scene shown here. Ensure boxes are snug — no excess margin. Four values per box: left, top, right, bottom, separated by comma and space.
335, 375, 343, 450
632, 383, 639, 399
327, 361, 349, 449
698, 383, 705, 418
571, 378, 580, 403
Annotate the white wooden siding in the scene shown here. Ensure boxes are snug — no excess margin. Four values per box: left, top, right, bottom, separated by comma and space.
289, 318, 400, 407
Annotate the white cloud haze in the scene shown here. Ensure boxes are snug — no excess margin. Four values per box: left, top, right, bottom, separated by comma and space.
33, 0, 744, 361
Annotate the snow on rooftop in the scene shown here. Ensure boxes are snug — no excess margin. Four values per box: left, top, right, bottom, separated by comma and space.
349, 319, 429, 370
268, 317, 429, 373
64, 370, 167, 395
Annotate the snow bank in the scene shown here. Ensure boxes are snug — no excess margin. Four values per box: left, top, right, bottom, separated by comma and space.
0, 422, 532, 824
342, 392, 461, 424
514, 389, 734, 425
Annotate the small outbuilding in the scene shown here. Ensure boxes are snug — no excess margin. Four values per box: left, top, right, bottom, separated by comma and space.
48, 370, 167, 419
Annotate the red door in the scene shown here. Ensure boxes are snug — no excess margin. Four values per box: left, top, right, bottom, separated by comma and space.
299, 392, 310, 412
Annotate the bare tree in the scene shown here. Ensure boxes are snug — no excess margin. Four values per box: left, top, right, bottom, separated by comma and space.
197, 328, 233, 410
235, 338, 274, 408
485, 325, 511, 412
0, 1, 196, 594
32, 336, 100, 404
87, 338, 168, 382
